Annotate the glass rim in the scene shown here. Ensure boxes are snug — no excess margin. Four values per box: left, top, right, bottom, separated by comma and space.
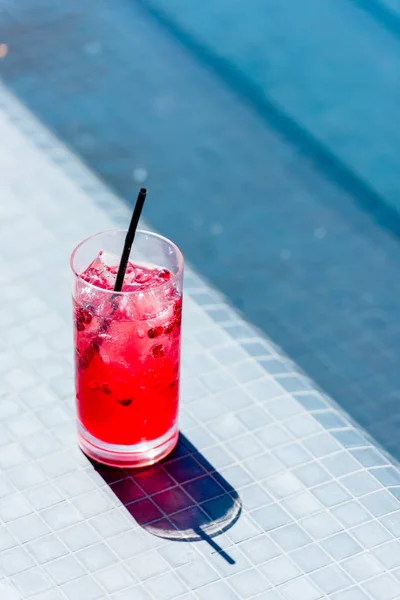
70, 228, 184, 296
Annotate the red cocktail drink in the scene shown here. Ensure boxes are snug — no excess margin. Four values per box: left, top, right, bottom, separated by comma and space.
71, 230, 183, 467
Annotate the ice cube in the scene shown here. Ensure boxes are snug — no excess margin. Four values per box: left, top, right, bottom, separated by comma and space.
81, 251, 128, 290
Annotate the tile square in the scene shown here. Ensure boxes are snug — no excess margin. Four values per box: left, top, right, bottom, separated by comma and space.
226, 434, 264, 460
61, 575, 104, 600
360, 490, 400, 517
7, 463, 47, 490
351, 520, 392, 549
212, 344, 253, 366
236, 405, 272, 430
302, 433, 341, 458
381, 511, 400, 537
0, 526, 18, 552
41, 501, 84, 530
351, 448, 388, 468
145, 572, 187, 600
274, 444, 313, 468
313, 411, 347, 430
58, 522, 101, 552
189, 397, 227, 422
133, 467, 176, 495
321, 533, 362, 560
243, 454, 283, 480
159, 544, 200, 568
290, 543, 332, 573
11, 566, 52, 597
285, 415, 322, 438
164, 456, 207, 484
259, 555, 301, 586
8, 513, 50, 543
331, 501, 371, 528
330, 589, 370, 600
245, 378, 285, 403
125, 498, 164, 525
251, 504, 293, 532
198, 445, 235, 470
322, 452, 361, 478
44, 555, 85, 585
229, 569, 270, 598
127, 550, 169, 581
89, 563, 135, 594
339, 471, 382, 497
280, 576, 323, 600
239, 483, 273, 510
270, 523, 312, 552
225, 513, 262, 543
219, 465, 253, 488
152, 486, 195, 515
312, 482, 352, 507
107, 530, 151, 560
200, 371, 237, 394
363, 574, 400, 600
76, 542, 118, 572
27, 534, 68, 564
56, 471, 97, 499
258, 424, 293, 448
341, 553, 384, 582
310, 565, 353, 595
230, 361, 266, 384
207, 415, 247, 441
177, 560, 220, 589
214, 388, 254, 411
294, 463, 331, 487
268, 397, 304, 420
265, 472, 304, 500
1, 546, 35, 576
240, 535, 282, 564
195, 581, 240, 600
372, 541, 400, 569
370, 467, 400, 487
89, 509, 132, 540
282, 491, 323, 519
72, 490, 115, 518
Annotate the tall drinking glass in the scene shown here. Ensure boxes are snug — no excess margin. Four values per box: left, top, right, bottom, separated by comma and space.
70, 230, 183, 468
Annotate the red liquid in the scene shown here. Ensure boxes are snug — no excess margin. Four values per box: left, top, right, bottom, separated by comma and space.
74, 258, 181, 446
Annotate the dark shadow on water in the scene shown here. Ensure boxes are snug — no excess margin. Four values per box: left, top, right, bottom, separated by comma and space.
92, 434, 241, 562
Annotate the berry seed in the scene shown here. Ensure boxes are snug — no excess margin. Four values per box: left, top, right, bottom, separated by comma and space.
101, 383, 112, 395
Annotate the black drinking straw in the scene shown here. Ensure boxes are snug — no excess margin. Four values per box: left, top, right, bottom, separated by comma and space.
114, 188, 147, 292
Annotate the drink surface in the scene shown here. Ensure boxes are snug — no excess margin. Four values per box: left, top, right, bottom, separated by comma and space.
74, 252, 182, 446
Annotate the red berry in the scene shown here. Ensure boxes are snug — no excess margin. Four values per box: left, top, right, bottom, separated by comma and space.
92, 337, 101, 353
79, 308, 92, 325
151, 344, 164, 358
117, 398, 132, 406
174, 297, 182, 314
148, 326, 163, 339
101, 383, 112, 395
158, 269, 171, 281
163, 321, 175, 335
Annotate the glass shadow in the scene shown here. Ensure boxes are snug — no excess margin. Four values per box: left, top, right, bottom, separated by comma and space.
93, 433, 242, 550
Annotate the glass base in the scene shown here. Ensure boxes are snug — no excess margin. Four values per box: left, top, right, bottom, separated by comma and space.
77, 422, 179, 468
